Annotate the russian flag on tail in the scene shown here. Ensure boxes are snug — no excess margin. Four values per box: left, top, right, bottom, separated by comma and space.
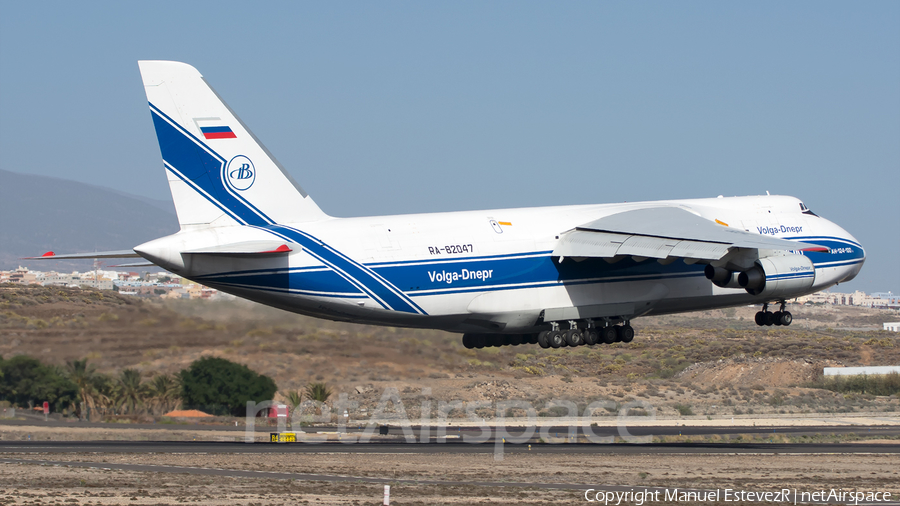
200, 125, 236, 139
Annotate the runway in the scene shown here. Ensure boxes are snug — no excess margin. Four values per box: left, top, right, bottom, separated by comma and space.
2, 439, 899, 454
363, 423, 900, 439
0, 455, 630, 491
0, 455, 806, 505
3, 438, 898, 505
2, 449, 899, 506
5, 417, 900, 439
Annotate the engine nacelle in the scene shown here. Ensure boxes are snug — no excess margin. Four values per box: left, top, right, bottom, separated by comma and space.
704, 265, 742, 288
738, 254, 816, 298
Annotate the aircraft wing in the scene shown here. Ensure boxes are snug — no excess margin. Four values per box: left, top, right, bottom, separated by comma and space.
552, 207, 828, 261
108, 262, 157, 267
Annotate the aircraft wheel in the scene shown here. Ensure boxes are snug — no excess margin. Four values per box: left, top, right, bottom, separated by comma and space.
619, 325, 635, 343
548, 330, 565, 348
509, 334, 523, 346
474, 334, 486, 349
462, 334, 475, 349
565, 329, 582, 347
526, 333, 539, 345
754, 311, 766, 326
600, 327, 617, 344
538, 331, 551, 349
583, 330, 599, 346
772, 311, 784, 326
764, 311, 775, 326
487, 335, 504, 347
780, 311, 792, 326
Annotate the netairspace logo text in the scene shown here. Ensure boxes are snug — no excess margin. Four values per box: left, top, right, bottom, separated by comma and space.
583, 488, 894, 505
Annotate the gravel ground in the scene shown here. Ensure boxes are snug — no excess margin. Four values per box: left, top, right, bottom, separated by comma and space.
1, 451, 898, 505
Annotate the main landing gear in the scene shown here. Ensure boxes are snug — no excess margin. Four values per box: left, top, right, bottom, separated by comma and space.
535, 320, 634, 349
754, 301, 792, 327
461, 333, 540, 349
537, 321, 634, 349
462, 320, 635, 350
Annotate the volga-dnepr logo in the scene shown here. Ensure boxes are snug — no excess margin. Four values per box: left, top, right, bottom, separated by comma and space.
225, 155, 255, 191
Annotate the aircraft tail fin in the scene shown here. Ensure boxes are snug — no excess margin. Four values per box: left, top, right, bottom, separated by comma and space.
138, 61, 328, 228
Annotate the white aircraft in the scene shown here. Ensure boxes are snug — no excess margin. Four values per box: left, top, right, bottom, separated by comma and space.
30, 61, 865, 349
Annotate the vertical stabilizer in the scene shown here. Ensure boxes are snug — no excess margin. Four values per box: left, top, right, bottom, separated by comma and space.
138, 60, 328, 228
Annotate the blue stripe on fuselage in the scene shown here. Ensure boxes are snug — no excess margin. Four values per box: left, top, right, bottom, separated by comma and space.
254, 224, 426, 313
196, 253, 707, 299
785, 236, 865, 269
192, 235, 863, 303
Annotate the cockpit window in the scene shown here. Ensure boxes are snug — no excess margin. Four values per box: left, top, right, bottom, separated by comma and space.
799, 202, 818, 217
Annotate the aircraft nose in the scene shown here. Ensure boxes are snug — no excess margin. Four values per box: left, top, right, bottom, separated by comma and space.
831, 224, 865, 283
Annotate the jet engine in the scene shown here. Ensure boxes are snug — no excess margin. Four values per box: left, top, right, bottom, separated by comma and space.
737, 254, 816, 298
704, 265, 742, 289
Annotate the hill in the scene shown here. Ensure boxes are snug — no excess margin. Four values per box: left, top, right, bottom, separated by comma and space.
2, 284, 898, 420
0, 169, 178, 271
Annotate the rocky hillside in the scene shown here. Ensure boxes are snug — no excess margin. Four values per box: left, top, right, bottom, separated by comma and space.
2, 284, 898, 419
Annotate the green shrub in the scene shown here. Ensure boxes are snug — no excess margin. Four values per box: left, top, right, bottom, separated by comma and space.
0, 355, 78, 412
674, 403, 694, 416
179, 357, 277, 416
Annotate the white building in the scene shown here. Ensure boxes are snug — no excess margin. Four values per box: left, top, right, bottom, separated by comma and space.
37, 270, 114, 290
825, 366, 900, 376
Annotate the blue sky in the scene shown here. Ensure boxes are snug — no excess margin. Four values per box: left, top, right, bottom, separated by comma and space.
1, 2, 897, 293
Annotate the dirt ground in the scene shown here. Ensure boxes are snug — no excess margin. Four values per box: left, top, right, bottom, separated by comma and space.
0, 451, 898, 505
3, 285, 900, 424
3, 287, 900, 504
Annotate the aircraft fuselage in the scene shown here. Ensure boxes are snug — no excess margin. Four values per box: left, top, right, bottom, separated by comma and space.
135, 194, 864, 334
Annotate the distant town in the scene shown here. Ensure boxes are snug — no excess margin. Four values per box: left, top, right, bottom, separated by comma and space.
1, 266, 229, 300
1, 265, 897, 310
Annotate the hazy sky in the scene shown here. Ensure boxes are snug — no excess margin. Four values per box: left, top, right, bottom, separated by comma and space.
1, 2, 897, 293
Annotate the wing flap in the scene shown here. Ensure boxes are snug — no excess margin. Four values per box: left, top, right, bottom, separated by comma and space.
552, 231, 625, 258
616, 235, 680, 259
667, 240, 731, 260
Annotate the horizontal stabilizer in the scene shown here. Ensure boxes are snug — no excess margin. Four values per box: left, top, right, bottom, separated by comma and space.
108, 262, 157, 268
554, 207, 827, 261
23, 250, 140, 260
183, 241, 296, 255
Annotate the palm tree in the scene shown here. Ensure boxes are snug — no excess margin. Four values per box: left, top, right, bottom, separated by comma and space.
91, 374, 116, 418
305, 382, 332, 403
148, 374, 180, 415
117, 369, 146, 415
66, 359, 97, 420
282, 389, 302, 422
305, 382, 331, 416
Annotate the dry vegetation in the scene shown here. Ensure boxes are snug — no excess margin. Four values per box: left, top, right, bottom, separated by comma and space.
2, 284, 899, 420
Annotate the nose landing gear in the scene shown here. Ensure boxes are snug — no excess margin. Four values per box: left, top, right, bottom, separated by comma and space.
755, 301, 792, 327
